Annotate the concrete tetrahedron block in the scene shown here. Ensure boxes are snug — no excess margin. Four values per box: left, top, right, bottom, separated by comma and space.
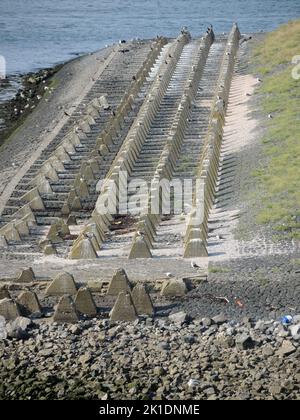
45, 272, 78, 296
107, 268, 132, 296
53, 295, 79, 324
131, 284, 154, 316
110, 292, 138, 322
74, 287, 97, 317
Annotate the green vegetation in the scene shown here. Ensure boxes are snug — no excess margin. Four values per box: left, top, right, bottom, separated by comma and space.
252, 20, 300, 239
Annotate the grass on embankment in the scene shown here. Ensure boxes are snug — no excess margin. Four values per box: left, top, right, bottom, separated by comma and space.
251, 20, 300, 240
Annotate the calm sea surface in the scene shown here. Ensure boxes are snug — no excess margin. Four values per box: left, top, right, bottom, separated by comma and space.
0, 0, 299, 75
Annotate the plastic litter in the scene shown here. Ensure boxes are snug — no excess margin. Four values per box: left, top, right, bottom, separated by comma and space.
281, 315, 293, 325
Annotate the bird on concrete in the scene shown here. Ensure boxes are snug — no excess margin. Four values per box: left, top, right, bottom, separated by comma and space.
191, 261, 201, 269
165, 272, 174, 278
268, 114, 273, 119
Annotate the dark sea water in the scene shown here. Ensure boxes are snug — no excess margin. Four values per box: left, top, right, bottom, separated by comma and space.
0, 0, 299, 75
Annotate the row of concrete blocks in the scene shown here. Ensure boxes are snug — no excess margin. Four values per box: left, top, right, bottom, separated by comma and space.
0, 39, 166, 248
127, 32, 216, 259
68, 32, 192, 259
62, 37, 168, 215
183, 23, 241, 258
0, 268, 188, 323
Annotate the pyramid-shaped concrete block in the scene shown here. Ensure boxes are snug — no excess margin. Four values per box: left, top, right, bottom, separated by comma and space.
16, 267, 36, 283
161, 278, 188, 297
128, 236, 152, 259
0, 298, 21, 321
53, 295, 79, 324
110, 292, 138, 322
45, 272, 78, 296
107, 268, 132, 296
69, 237, 98, 259
131, 284, 154, 316
17, 291, 42, 317
74, 287, 97, 317
0, 285, 10, 300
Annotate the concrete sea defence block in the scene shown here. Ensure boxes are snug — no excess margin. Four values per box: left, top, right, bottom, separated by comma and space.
45, 272, 78, 296
53, 295, 79, 324
107, 268, 132, 296
131, 284, 154, 316
17, 267, 36, 283
0, 298, 21, 321
16, 291, 42, 317
74, 287, 97, 317
110, 292, 138, 322
161, 278, 188, 297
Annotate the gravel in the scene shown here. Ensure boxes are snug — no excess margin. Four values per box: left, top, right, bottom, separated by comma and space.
0, 314, 300, 400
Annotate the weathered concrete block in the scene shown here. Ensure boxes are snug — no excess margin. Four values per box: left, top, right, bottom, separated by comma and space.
74, 287, 97, 317
0, 298, 21, 321
69, 237, 98, 259
0, 235, 8, 247
53, 295, 79, 324
128, 236, 152, 259
45, 272, 78, 296
131, 284, 154, 316
16, 291, 42, 317
107, 268, 132, 296
0, 285, 10, 300
184, 238, 208, 258
161, 278, 188, 297
17, 267, 35, 283
110, 292, 137, 322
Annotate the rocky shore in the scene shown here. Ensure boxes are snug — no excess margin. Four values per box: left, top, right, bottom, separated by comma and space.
0, 312, 300, 400
0, 67, 60, 147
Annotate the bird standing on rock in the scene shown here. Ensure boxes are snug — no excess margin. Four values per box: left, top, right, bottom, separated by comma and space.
191, 261, 201, 269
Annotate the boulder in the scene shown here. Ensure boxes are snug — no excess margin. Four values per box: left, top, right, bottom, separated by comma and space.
131, 284, 154, 316
110, 292, 138, 322
16, 291, 42, 317
6, 317, 32, 339
107, 268, 132, 296
74, 287, 97, 317
277, 340, 296, 357
169, 311, 189, 324
53, 295, 79, 324
0, 298, 20, 321
45, 272, 77, 296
